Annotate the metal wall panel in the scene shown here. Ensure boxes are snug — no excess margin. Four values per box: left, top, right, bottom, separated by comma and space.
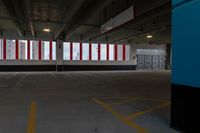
136, 49, 166, 70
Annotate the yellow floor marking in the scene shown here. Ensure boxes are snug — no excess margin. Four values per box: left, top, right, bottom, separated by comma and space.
137, 98, 168, 102
125, 101, 170, 120
27, 101, 37, 133
109, 98, 139, 105
92, 98, 149, 133
101, 96, 132, 100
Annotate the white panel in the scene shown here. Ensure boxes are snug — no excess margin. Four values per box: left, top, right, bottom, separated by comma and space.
30, 40, 38, 60
92, 43, 98, 61
52, 42, 56, 60
109, 44, 114, 61
118, 45, 123, 61
63, 42, 70, 60
101, 44, 107, 61
42, 41, 50, 60
6, 40, 15, 60
83, 43, 89, 60
126, 45, 130, 61
73, 42, 80, 60
101, 6, 134, 34
19, 40, 27, 60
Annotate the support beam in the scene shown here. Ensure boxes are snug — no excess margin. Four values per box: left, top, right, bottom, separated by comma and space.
88, 2, 171, 42
54, 0, 87, 39
64, 0, 113, 40
1, 0, 24, 36
21, 0, 35, 37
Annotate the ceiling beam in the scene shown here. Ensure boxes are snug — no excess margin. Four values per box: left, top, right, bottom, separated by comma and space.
0, 0, 24, 36
54, 0, 87, 39
63, 0, 114, 40
87, 2, 171, 42
21, 0, 35, 37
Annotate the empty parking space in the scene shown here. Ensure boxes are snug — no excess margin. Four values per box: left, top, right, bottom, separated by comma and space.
0, 71, 178, 133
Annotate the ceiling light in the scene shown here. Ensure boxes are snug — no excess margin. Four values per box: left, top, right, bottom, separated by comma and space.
147, 35, 153, 39
43, 28, 50, 32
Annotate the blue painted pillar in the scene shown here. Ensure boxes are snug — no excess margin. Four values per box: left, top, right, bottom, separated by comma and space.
171, 0, 200, 132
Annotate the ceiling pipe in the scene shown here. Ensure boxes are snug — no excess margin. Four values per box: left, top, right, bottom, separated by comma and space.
21, 0, 35, 37
54, 0, 87, 39
64, 0, 114, 40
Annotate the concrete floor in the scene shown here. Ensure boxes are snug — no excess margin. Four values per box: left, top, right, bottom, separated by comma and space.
0, 71, 179, 133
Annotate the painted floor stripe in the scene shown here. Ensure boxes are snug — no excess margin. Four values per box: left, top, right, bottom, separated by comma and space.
109, 98, 139, 105
27, 101, 37, 133
125, 101, 170, 120
92, 98, 149, 133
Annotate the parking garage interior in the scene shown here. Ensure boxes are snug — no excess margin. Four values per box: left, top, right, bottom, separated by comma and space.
0, 0, 199, 133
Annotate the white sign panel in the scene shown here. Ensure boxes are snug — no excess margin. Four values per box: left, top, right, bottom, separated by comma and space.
101, 6, 134, 34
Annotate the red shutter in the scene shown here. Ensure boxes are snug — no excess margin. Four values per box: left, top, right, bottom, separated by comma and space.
98, 43, 101, 61
27, 40, 30, 60
15, 39, 18, 60
123, 44, 126, 61
38, 40, 42, 60
80, 42, 82, 60
3, 38, 6, 60
70, 42, 73, 61
114, 44, 118, 61
89, 43, 92, 60
50, 40, 52, 60
107, 43, 109, 61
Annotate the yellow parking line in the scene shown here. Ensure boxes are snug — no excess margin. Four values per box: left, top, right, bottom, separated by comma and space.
109, 98, 139, 105
27, 101, 37, 133
92, 98, 149, 133
125, 101, 170, 120
137, 98, 168, 102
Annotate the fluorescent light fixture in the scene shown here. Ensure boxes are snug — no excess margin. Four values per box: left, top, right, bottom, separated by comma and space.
147, 35, 153, 39
43, 28, 50, 32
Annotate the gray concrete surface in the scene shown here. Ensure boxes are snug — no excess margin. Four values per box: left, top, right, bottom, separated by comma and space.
0, 71, 179, 133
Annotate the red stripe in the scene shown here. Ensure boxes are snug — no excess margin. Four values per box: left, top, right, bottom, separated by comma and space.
15, 39, 18, 60
70, 42, 73, 61
38, 40, 42, 60
89, 43, 92, 60
123, 44, 126, 61
80, 42, 82, 60
50, 40, 52, 60
98, 43, 101, 61
114, 44, 118, 61
107, 43, 109, 61
27, 40, 30, 60
3, 38, 6, 60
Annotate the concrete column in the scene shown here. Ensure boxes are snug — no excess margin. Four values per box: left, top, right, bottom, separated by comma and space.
171, 0, 200, 132
56, 40, 63, 71
130, 44, 137, 65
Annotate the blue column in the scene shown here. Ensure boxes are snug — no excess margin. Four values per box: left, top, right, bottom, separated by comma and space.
171, 0, 200, 132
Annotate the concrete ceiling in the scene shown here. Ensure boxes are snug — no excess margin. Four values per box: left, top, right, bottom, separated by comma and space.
0, 0, 171, 44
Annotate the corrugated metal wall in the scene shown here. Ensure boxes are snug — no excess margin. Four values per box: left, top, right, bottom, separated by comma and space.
136, 49, 166, 70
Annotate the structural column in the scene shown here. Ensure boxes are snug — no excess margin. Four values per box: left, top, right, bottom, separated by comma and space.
56, 40, 63, 71
171, 0, 200, 132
